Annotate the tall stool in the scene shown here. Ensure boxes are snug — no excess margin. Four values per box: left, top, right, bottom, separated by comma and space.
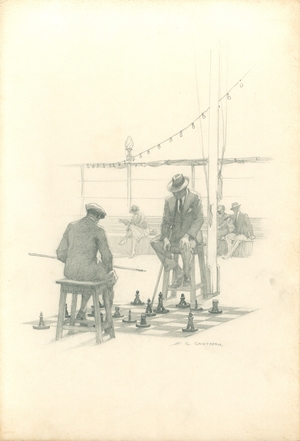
55, 279, 115, 344
152, 244, 208, 305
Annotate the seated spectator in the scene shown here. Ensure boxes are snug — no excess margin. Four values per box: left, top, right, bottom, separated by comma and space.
217, 205, 231, 255
119, 205, 150, 257
222, 202, 255, 259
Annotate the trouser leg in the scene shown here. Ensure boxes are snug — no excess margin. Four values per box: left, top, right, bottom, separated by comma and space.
150, 236, 178, 271
181, 248, 193, 279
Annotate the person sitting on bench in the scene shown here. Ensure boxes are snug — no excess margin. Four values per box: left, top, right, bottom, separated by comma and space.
119, 205, 150, 257
56, 203, 117, 319
151, 173, 204, 287
222, 202, 255, 259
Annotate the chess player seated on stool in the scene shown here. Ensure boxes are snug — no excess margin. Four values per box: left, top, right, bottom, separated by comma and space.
56, 203, 117, 320
151, 173, 204, 287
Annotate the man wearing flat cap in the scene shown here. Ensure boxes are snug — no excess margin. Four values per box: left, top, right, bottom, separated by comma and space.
223, 202, 255, 259
56, 203, 116, 319
151, 173, 204, 287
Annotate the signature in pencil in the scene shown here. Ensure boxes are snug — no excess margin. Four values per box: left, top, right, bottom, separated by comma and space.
171, 342, 223, 346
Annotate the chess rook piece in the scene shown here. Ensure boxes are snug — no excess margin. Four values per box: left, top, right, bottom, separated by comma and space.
122, 309, 137, 323
176, 293, 190, 308
191, 299, 204, 312
33, 312, 50, 330
136, 313, 151, 328
154, 292, 169, 314
208, 299, 223, 314
131, 290, 145, 305
65, 303, 70, 318
145, 298, 156, 317
113, 306, 124, 318
182, 310, 198, 332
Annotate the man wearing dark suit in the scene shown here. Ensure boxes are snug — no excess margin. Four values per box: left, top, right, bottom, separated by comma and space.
223, 202, 255, 259
56, 203, 116, 319
151, 173, 204, 287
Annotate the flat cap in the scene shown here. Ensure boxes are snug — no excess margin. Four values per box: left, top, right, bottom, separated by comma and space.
85, 203, 106, 216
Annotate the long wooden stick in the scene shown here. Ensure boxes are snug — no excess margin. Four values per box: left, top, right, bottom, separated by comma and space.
28, 253, 146, 272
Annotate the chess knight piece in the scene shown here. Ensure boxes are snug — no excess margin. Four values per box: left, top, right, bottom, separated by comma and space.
176, 293, 190, 308
136, 313, 151, 328
122, 309, 137, 323
131, 290, 145, 305
208, 299, 223, 314
33, 312, 50, 330
154, 292, 169, 314
112, 306, 124, 318
145, 298, 156, 317
182, 310, 198, 332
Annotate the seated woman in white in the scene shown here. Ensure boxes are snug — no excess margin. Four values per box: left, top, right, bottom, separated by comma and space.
119, 205, 150, 257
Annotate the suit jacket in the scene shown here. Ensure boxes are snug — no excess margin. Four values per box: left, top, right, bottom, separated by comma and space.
230, 211, 254, 238
56, 216, 113, 281
161, 189, 204, 243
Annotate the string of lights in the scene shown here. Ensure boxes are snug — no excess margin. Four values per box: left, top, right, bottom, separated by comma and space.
86, 71, 250, 169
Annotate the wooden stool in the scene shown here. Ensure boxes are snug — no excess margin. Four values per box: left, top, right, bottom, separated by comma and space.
55, 279, 115, 344
153, 244, 208, 305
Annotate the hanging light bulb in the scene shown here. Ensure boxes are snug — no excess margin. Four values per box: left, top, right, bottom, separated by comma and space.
192, 123, 195, 129
239, 81, 243, 88
169, 137, 173, 142
139, 154, 142, 158
157, 144, 161, 149
118, 162, 120, 166
180, 131, 183, 137
202, 113, 206, 119
227, 94, 231, 100
147, 150, 150, 154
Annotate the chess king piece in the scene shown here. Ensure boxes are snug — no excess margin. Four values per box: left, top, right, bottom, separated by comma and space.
182, 310, 198, 332
136, 313, 151, 328
154, 292, 169, 314
191, 299, 203, 312
208, 299, 223, 314
65, 303, 70, 318
33, 312, 50, 330
122, 309, 137, 323
131, 290, 145, 305
112, 306, 124, 318
176, 293, 190, 308
145, 298, 156, 317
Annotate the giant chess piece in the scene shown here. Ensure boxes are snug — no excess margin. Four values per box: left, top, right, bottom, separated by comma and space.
191, 299, 204, 312
176, 293, 190, 308
33, 312, 50, 330
136, 313, 151, 328
131, 290, 145, 305
65, 303, 70, 318
122, 309, 137, 323
154, 292, 169, 314
182, 310, 198, 333
113, 306, 124, 318
145, 298, 156, 317
208, 299, 223, 314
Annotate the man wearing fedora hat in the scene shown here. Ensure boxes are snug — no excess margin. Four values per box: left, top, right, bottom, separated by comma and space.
151, 173, 204, 287
223, 202, 255, 259
56, 203, 117, 319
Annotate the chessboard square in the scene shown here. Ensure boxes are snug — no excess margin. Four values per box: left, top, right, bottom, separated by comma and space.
150, 318, 175, 323
233, 308, 253, 312
129, 308, 145, 313
198, 321, 221, 326
219, 314, 241, 318
172, 311, 192, 316
141, 329, 170, 335
162, 322, 189, 327
194, 316, 211, 321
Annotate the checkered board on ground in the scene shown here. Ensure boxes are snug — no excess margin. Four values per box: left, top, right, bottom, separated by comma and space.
113, 305, 255, 338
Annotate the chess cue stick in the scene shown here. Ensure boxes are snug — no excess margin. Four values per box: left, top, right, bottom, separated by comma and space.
28, 253, 146, 272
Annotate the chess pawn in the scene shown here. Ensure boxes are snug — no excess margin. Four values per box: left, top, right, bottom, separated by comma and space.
154, 292, 169, 314
113, 306, 124, 318
208, 299, 223, 314
145, 299, 156, 317
182, 310, 198, 333
33, 312, 50, 330
131, 290, 145, 306
136, 313, 151, 328
65, 304, 70, 318
176, 293, 190, 308
122, 309, 137, 323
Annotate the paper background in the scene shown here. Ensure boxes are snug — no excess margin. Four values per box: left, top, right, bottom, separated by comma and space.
1, 1, 299, 440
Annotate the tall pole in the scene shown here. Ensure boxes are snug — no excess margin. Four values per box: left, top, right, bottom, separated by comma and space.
191, 165, 195, 190
206, 50, 220, 295
80, 165, 85, 215
125, 136, 134, 210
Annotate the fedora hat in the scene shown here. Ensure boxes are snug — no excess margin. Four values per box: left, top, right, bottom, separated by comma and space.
85, 203, 106, 217
167, 173, 189, 193
230, 202, 241, 210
